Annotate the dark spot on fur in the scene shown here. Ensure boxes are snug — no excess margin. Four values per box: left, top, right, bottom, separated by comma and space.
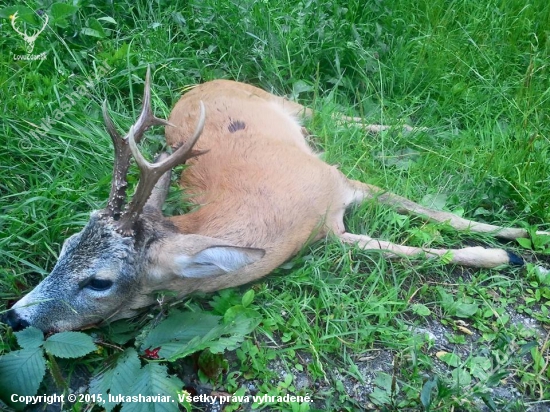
228, 120, 246, 133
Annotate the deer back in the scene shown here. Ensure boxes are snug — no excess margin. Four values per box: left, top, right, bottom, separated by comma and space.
164, 80, 357, 291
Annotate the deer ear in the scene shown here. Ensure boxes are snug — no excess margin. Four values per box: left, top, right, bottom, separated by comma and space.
175, 245, 265, 278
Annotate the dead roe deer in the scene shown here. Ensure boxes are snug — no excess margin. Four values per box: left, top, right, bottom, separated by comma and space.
5, 68, 546, 332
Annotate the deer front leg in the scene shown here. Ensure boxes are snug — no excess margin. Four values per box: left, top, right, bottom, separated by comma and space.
280, 99, 422, 134
338, 233, 524, 268
334, 114, 427, 134
347, 180, 549, 240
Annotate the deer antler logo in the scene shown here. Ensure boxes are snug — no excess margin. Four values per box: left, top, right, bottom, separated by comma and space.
9, 11, 49, 54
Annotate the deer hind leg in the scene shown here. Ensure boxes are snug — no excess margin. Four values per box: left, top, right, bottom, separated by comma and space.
332, 179, 550, 268
347, 180, 550, 240
338, 233, 522, 268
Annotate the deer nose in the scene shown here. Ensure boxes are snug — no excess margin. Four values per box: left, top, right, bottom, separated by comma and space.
3, 309, 30, 331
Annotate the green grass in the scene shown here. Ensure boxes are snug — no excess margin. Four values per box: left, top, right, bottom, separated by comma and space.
1, 0, 550, 411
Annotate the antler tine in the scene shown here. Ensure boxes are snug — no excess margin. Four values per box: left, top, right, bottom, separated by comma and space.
103, 99, 132, 218
132, 66, 176, 143
102, 100, 123, 142
103, 66, 177, 219
116, 101, 207, 234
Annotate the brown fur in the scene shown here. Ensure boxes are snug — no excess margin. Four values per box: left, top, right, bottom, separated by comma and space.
165, 79, 543, 282
165, 80, 355, 290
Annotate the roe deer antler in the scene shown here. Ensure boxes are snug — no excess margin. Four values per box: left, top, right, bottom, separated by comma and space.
116, 102, 206, 234
102, 66, 206, 234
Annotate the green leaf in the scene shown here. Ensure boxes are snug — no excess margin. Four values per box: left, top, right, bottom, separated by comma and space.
98, 16, 117, 25
90, 348, 141, 412
43, 331, 96, 358
223, 304, 261, 324
89, 367, 117, 411
412, 303, 431, 316
518, 341, 538, 356
531, 346, 544, 372
103, 319, 141, 345
107, 349, 141, 396
291, 80, 313, 99
455, 302, 478, 318
376, 147, 419, 170
438, 288, 478, 318
451, 367, 471, 386
420, 376, 437, 411
480, 393, 498, 412
198, 349, 228, 382
142, 307, 261, 361
53, 18, 69, 29
486, 370, 509, 387
437, 288, 454, 307
437, 351, 461, 367
0, 347, 46, 404
171, 12, 186, 27
241, 289, 255, 308
421, 193, 447, 211
469, 363, 490, 380
369, 373, 393, 406
86, 18, 107, 38
14, 327, 44, 349
121, 363, 183, 412
81, 27, 104, 38
142, 311, 221, 355
516, 238, 532, 249
46, 353, 66, 389
532, 233, 550, 251
209, 289, 242, 314
439, 250, 454, 265
0, 6, 34, 21
51, 3, 78, 20
207, 306, 261, 353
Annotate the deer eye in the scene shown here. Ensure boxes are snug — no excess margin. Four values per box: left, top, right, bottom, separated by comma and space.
86, 278, 113, 291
